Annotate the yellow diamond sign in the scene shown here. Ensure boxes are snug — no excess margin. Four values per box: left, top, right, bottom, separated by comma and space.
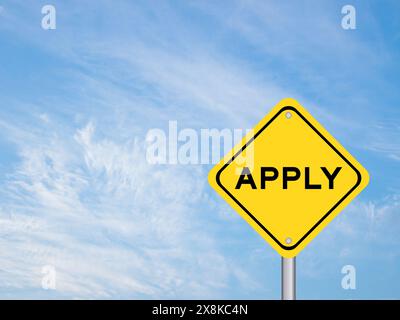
208, 98, 369, 257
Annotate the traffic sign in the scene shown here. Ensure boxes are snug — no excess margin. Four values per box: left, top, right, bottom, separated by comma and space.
208, 98, 369, 258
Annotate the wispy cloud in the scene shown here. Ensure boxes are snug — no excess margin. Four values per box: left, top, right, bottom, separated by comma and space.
0, 116, 258, 298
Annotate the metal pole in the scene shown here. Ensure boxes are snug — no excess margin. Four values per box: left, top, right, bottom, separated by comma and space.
281, 257, 296, 300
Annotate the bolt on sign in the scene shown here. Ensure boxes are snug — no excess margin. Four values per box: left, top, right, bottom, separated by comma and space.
208, 98, 369, 258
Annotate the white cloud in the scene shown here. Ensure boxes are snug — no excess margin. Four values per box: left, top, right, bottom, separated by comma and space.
0, 117, 257, 298
304, 194, 400, 262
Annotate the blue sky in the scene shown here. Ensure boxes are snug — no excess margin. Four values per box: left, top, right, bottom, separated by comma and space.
0, 0, 399, 299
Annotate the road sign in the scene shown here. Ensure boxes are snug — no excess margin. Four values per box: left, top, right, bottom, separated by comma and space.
208, 98, 369, 258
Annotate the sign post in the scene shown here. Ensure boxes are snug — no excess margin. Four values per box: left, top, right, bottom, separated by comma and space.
282, 257, 296, 300
208, 98, 369, 298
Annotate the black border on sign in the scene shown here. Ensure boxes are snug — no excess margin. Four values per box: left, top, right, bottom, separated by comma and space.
215, 106, 362, 250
